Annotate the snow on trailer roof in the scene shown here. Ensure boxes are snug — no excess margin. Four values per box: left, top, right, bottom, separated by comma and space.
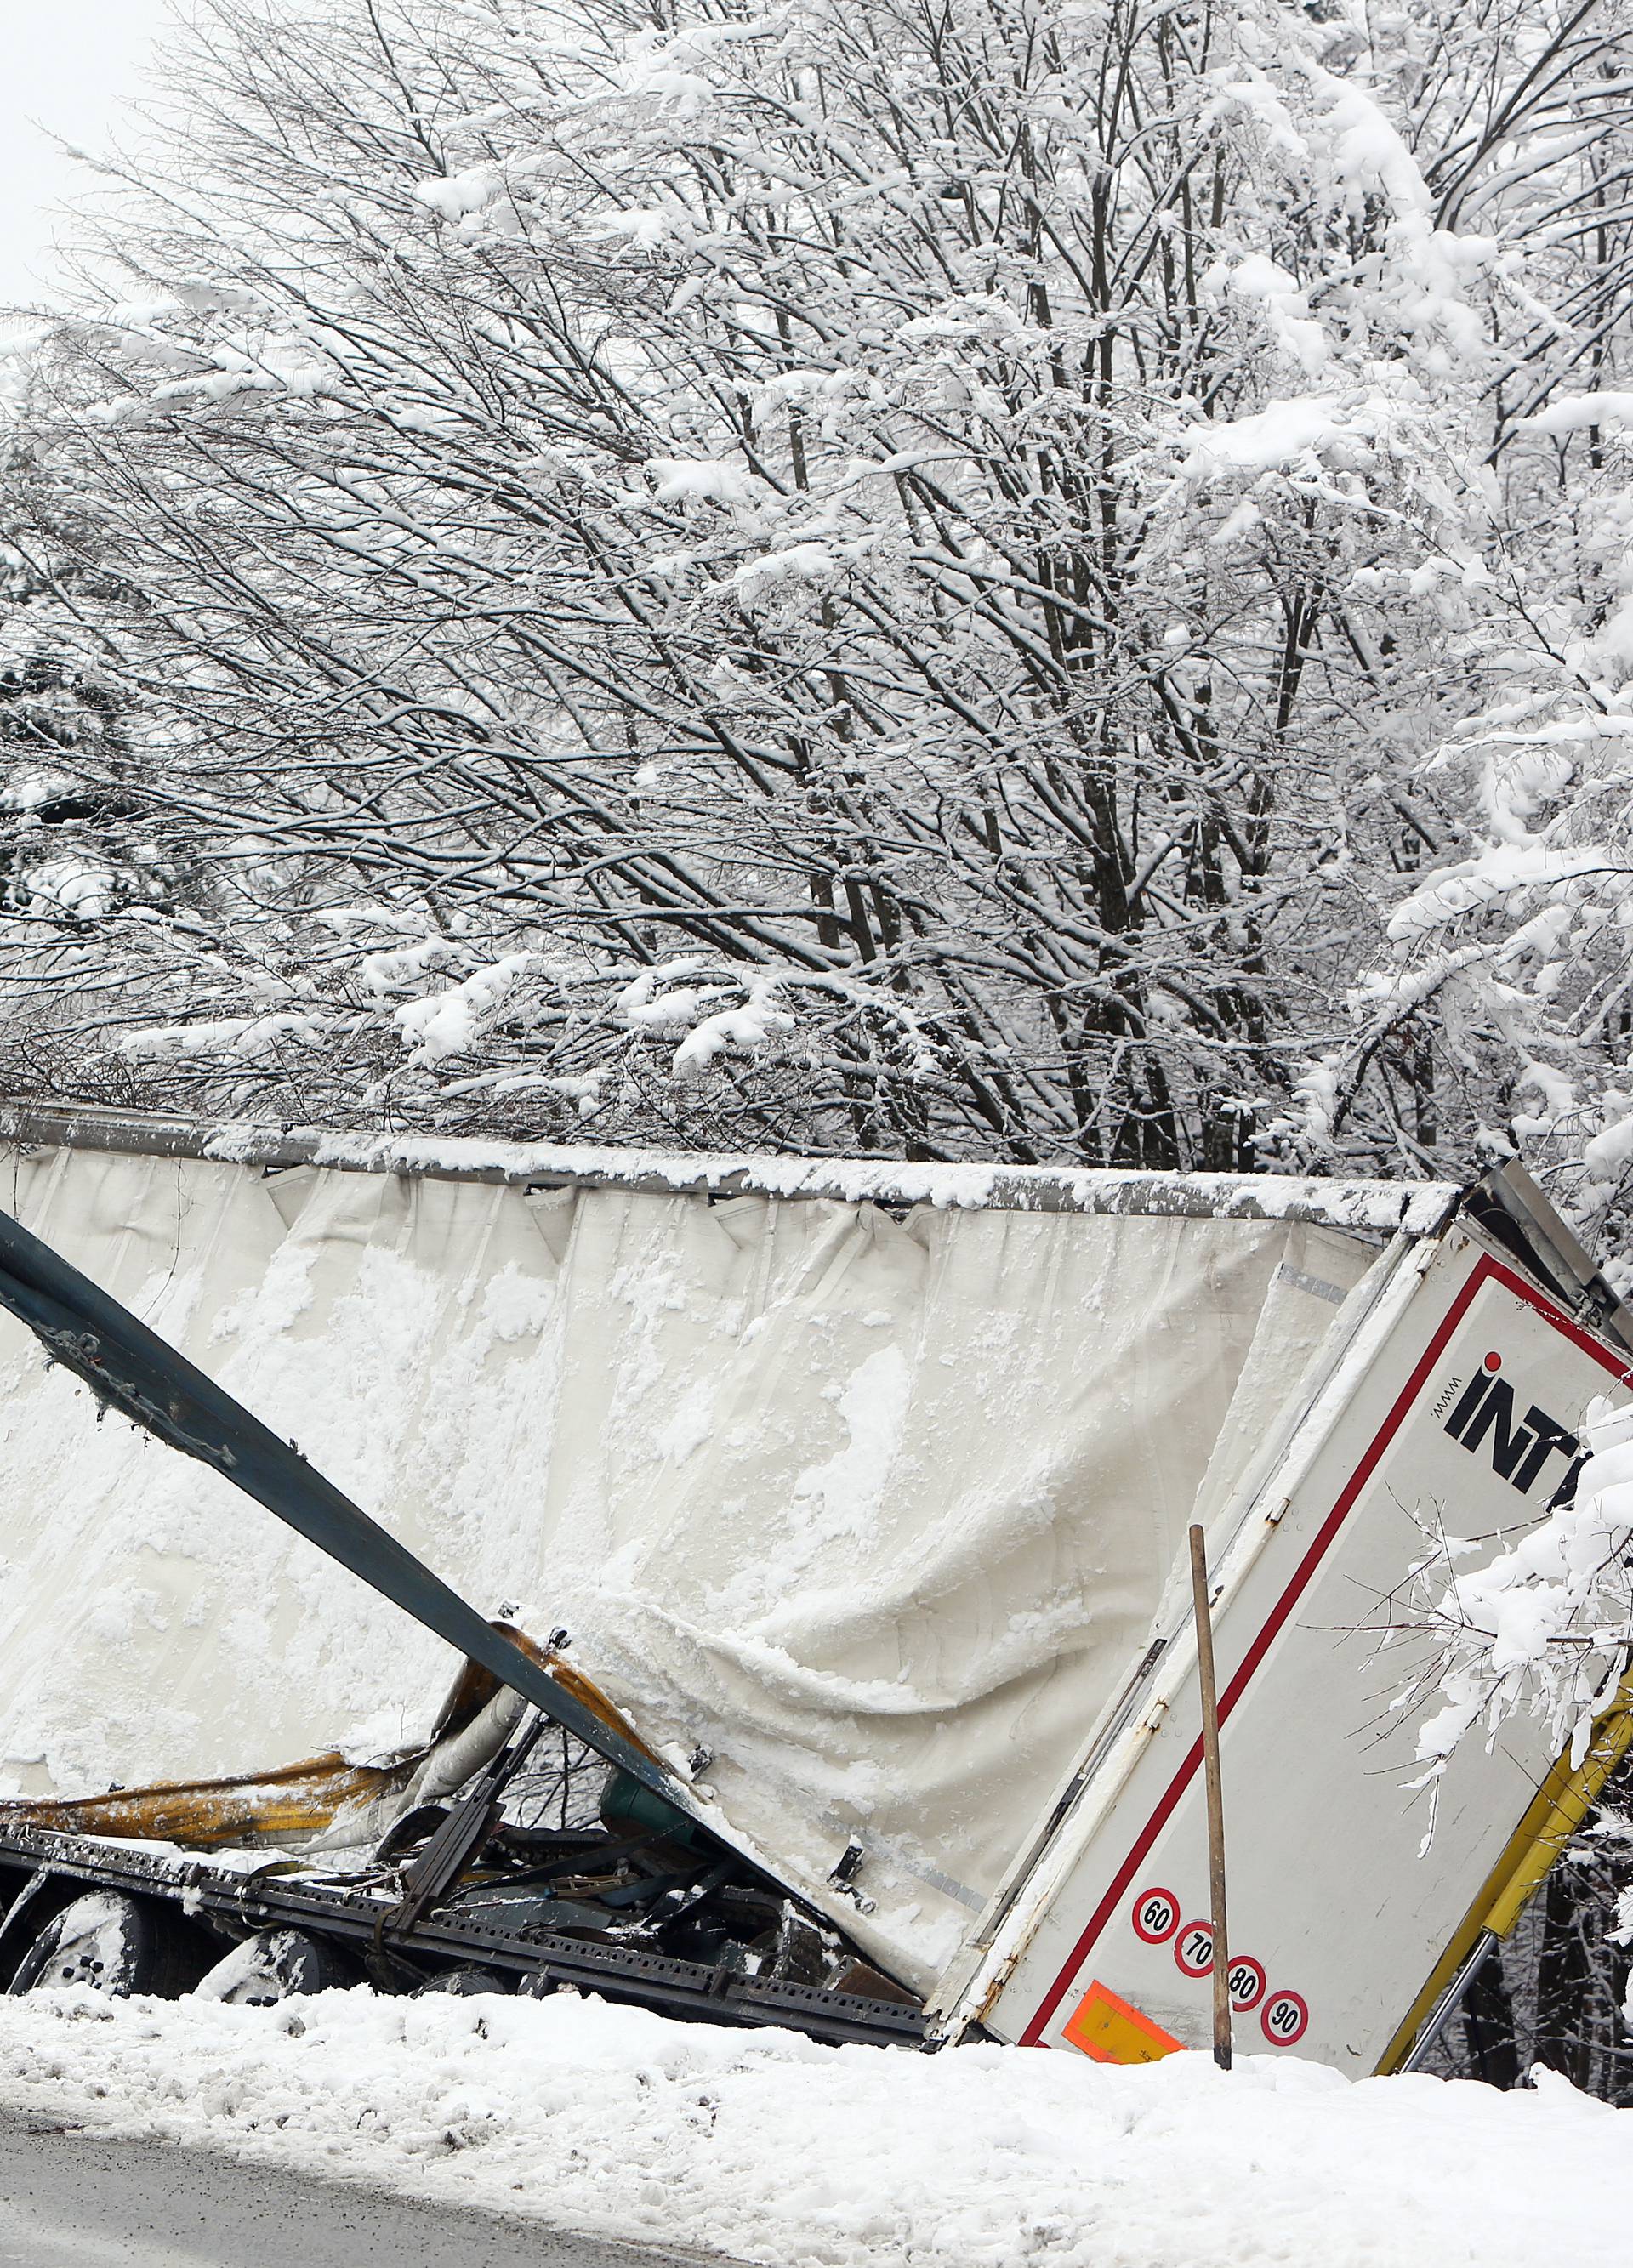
0, 1098, 1459, 1236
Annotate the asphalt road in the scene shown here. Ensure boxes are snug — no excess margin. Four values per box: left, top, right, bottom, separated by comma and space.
0, 2112, 714, 2268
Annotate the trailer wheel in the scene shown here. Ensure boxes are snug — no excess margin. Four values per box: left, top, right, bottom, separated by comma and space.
193, 1928, 360, 2007
8, 1892, 202, 2000
413, 1966, 512, 1998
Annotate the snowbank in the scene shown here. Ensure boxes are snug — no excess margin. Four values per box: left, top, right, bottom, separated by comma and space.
0, 1987, 1620, 2266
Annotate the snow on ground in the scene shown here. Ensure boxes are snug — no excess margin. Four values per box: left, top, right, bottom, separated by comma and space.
0, 1986, 1621, 2267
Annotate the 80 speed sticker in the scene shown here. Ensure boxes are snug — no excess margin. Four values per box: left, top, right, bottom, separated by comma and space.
1226, 1956, 1266, 2013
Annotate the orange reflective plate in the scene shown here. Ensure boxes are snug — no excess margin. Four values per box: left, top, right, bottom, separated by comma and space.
1062, 1979, 1183, 2064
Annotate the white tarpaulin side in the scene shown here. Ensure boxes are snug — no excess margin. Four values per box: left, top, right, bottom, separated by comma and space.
0, 1141, 1376, 1987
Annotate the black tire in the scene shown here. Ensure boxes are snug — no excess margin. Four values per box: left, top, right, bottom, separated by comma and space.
193, 1927, 360, 2007
412, 1966, 513, 1998
371, 1804, 449, 1865
9, 1892, 205, 2000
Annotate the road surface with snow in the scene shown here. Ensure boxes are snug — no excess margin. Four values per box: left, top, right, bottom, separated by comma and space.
0, 2109, 706, 2268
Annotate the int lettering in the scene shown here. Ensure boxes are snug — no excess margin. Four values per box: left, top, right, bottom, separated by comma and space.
1440, 1351, 1585, 1504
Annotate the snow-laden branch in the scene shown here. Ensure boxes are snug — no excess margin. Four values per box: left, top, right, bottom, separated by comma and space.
1414, 1396, 1633, 1777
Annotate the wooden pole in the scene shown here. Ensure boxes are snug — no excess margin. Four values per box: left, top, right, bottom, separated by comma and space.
1189, 1523, 1232, 2072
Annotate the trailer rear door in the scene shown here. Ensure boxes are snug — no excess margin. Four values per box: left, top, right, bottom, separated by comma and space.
959, 1222, 1630, 2074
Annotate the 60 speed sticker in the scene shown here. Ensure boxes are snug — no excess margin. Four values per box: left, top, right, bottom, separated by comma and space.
1129, 1887, 1181, 1945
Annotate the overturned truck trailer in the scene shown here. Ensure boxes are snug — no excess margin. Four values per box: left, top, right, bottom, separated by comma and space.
0, 1100, 1625, 2072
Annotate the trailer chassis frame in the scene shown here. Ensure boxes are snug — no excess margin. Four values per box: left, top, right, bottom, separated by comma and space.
0, 1825, 928, 2050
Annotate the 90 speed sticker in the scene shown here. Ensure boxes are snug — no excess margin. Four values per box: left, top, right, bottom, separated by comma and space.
1260, 1989, 1309, 2045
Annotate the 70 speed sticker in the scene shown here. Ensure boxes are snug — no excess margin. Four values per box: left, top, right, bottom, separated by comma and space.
1128, 1888, 1306, 2045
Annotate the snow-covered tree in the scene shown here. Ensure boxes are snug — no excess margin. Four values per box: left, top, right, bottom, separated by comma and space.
0, 406, 206, 1093
1284, 1, 1633, 1246
2, 0, 1628, 1167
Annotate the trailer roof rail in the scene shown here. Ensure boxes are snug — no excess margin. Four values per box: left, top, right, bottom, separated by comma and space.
0, 1097, 1461, 1237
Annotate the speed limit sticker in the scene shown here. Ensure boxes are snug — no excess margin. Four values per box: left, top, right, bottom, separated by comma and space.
1227, 1956, 1266, 2012
1130, 1887, 1181, 1945
1174, 1921, 1215, 1978
1260, 1990, 1309, 2045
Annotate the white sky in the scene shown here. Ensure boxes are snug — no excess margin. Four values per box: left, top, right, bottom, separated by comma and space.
1, 3, 175, 310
